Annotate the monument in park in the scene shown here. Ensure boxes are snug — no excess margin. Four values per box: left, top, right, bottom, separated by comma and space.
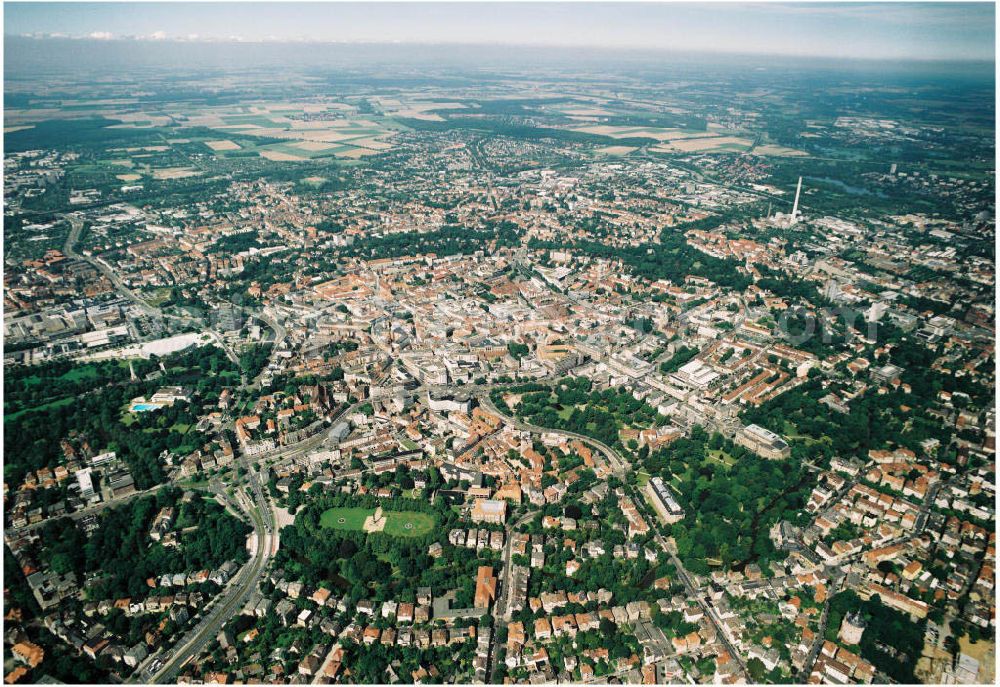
363, 506, 387, 533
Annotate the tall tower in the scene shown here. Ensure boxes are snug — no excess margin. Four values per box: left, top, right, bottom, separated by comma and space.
838, 610, 866, 645
790, 176, 803, 225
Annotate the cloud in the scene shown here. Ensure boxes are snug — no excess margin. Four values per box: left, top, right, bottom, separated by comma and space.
148, 30, 167, 40
88, 31, 113, 40
758, 1, 993, 26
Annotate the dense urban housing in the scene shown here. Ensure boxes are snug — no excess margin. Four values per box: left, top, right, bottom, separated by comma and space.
2, 3, 996, 685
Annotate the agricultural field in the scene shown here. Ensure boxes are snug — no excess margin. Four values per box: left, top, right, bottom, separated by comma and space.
573, 123, 808, 156
6, 98, 403, 165
164, 102, 401, 159
594, 145, 637, 156
651, 135, 754, 153
204, 139, 241, 151
571, 125, 705, 142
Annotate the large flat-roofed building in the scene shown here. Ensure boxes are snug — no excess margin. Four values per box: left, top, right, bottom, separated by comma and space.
470, 499, 507, 525
669, 359, 720, 390
871, 364, 904, 384
645, 477, 685, 524
151, 386, 192, 404
425, 390, 472, 414
76, 468, 96, 501
736, 424, 791, 460
107, 471, 137, 498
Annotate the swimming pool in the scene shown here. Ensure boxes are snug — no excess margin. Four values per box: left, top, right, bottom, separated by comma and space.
131, 403, 164, 412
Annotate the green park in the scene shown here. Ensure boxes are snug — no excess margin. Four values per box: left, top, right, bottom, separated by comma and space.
319, 506, 435, 538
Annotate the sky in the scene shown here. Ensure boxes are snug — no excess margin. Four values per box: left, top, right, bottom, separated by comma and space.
4, 1, 996, 61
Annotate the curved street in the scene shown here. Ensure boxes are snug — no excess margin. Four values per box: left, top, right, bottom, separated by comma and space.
476, 393, 628, 476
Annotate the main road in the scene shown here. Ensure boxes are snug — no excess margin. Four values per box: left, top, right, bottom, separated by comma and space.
137, 490, 273, 684
487, 509, 539, 683
63, 217, 158, 319
6, 485, 158, 537
137, 373, 297, 681
643, 516, 749, 679
476, 394, 628, 476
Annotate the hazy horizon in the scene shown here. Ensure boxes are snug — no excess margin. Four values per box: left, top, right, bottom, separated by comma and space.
5, 2, 996, 62
5, 36, 995, 87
